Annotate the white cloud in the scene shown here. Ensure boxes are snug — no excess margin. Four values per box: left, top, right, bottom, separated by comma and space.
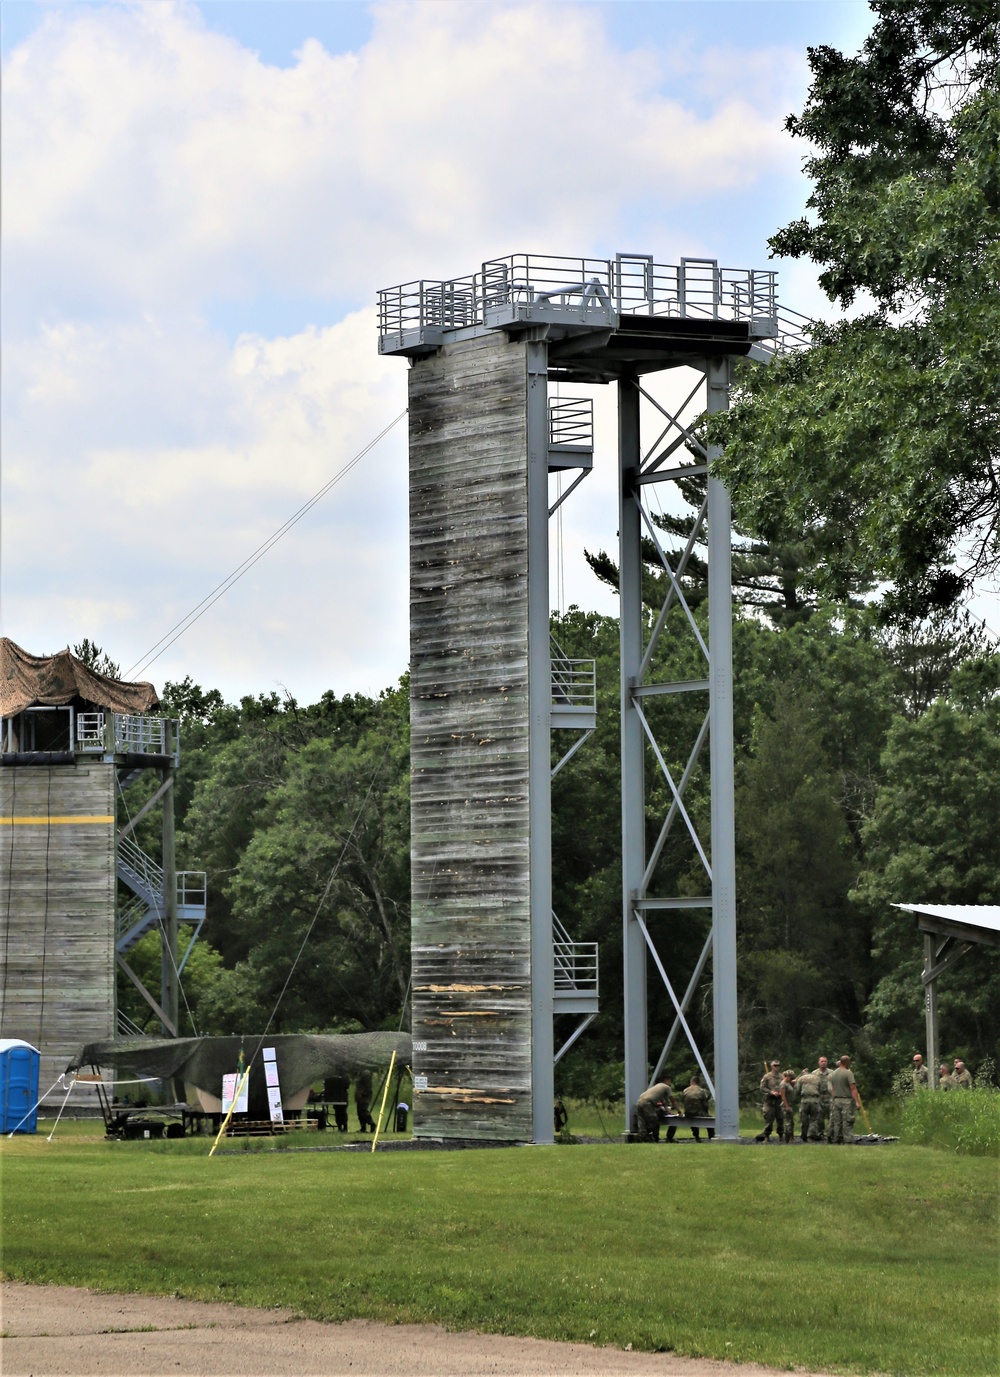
3, 1, 802, 317
1, 0, 814, 701
2, 307, 408, 696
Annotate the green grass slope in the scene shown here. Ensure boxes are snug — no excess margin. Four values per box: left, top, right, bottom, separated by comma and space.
2, 1128, 997, 1375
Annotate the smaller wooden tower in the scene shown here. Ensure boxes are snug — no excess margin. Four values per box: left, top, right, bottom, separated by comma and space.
0, 640, 205, 1105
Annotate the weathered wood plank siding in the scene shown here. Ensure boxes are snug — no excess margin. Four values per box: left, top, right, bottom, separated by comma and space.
0, 763, 116, 1103
409, 333, 533, 1141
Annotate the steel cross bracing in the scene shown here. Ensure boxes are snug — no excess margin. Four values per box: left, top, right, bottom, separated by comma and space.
620, 359, 739, 1140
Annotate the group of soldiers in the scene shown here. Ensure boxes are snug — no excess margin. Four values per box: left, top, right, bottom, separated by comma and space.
910, 1053, 974, 1091
315, 1069, 376, 1132
639, 1074, 716, 1140
757, 1055, 862, 1144
634, 1074, 714, 1142
634, 1049, 978, 1146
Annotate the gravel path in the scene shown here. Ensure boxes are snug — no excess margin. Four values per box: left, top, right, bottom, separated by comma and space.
2, 1283, 834, 1377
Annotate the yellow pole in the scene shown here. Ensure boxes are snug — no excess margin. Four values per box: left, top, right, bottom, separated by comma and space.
856, 1090, 874, 1135
209, 1063, 252, 1157
371, 1051, 397, 1154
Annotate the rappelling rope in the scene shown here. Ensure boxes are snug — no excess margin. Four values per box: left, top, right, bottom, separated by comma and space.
126, 410, 407, 679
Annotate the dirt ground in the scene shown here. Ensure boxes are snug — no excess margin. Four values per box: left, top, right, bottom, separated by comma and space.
2, 1283, 835, 1377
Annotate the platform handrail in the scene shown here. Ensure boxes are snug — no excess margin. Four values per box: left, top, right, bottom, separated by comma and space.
378, 251, 787, 344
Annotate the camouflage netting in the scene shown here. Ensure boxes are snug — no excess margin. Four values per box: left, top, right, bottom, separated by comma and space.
69, 1033, 411, 1119
0, 637, 158, 717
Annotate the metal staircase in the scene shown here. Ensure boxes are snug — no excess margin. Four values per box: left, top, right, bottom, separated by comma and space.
550, 640, 600, 1062
116, 833, 206, 972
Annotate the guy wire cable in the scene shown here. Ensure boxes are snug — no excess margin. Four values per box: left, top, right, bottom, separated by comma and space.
125, 409, 407, 679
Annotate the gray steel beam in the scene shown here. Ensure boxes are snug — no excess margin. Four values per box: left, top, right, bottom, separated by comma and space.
706, 358, 739, 1140
653, 928, 714, 1080
527, 338, 554, 1145
619, 377, 648, 1129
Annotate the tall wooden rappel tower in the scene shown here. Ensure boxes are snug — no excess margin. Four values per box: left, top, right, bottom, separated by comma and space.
0, 640, 206, 1102
378, 253, 806, 1144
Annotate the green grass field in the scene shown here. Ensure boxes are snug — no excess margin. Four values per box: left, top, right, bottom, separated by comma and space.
2, 1120, 998, 1375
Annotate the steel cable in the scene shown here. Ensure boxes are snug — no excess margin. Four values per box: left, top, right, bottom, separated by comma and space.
125, 409, 407, 679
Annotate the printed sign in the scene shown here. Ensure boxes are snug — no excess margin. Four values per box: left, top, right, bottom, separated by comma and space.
412, 1040, 428, 1053
262, 1047, 284, 1123
221, 1072, 248, 1114
413, 1074, 428, 1092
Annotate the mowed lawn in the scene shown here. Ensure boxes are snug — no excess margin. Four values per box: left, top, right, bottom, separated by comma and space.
2, 1126, 997, 1375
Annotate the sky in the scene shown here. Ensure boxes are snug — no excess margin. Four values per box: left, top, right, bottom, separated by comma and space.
0, 0, 932, 707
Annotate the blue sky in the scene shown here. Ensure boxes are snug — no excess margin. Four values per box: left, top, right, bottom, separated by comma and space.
9, 1, 971, 706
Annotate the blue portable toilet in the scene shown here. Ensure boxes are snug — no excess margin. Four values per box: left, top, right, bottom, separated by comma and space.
1, 1039, 41, 1134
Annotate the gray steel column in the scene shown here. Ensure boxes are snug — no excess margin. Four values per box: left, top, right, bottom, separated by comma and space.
924, 933, 938, 1088
706, 358, 738, 1139
619, 377, 647, 1129
160, 769, 178, 1039
526, 339, 554, 1144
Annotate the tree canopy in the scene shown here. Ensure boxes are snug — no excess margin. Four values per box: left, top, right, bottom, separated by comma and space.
713, 0, 1000, 619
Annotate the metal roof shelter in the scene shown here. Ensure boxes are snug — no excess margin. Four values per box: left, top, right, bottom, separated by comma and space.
379, 251, 809, 1143
893, 903, 1000, 1080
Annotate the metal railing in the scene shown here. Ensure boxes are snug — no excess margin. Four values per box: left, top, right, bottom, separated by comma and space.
116, 894, 148, 942
117, 1008, 148, 1036
117, 835, 205, 911
115, 714, 167, 754
551, 640, 597, 710
549, 396, 593, 450
118, 833, 165, 902
76, 712, 178, 758
379, 251, 784, 342
753, 303, 814, 358
177, 871, 207, 908
76, 712, 105, 748
553, 914, 599, 993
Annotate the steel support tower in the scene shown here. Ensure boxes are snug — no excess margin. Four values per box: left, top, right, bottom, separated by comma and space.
379, 252, 804, 1144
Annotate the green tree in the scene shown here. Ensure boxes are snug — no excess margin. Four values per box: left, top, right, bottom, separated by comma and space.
117, 929, 224, 1036
585, 473, 872, 627
198, 688, 411, 1034
855, 653, 1000, 1073
714, 1, 1000, 618
72, 638, 121, 678
736, 692, 860, 1061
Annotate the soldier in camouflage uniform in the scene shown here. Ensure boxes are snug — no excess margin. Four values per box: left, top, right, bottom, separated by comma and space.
911, 1054, 929, 1090
635, 1079, 678, 1142
814, 1056, 832, 1140
953, 1058, 973, 1089
755, 1061, 786, 1142
780, 1070, 797, 1142
828, 1054, 860, 1144
794, 1067, 820, 1141
666, 1075, 714, 1141
938, 1063, 955, 1090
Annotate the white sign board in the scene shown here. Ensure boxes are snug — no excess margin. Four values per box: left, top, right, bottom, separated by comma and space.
221, 1072, 248, 1114
262, 1047, 283, 1123
413, 1074, 428, 1092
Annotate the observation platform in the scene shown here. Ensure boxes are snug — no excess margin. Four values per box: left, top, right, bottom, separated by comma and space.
1, 708, 180, 769
379, 251, 809, 382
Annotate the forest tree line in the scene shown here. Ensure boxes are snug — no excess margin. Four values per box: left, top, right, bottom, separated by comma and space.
115, 601, 1000, 1101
